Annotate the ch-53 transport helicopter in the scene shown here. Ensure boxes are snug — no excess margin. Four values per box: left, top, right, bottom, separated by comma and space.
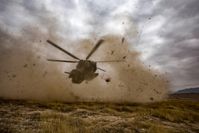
47, 39, 123, 84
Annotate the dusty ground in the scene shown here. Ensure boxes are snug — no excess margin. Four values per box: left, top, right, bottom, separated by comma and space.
169, 93, 199, 101
0, 98, 198, 133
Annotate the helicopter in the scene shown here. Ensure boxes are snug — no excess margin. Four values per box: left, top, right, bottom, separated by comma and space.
46, 39, 123, 84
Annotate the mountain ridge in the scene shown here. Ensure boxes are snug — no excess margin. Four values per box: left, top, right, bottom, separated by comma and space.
175, 87, 199, 94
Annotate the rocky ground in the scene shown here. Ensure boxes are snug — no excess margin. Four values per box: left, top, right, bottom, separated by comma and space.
0, 98, 198, 133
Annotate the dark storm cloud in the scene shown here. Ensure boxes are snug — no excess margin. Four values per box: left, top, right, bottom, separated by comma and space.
140, 0, 199, 90
0, 0, 198, 90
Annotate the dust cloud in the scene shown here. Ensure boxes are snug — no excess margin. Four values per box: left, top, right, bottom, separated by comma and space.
0, 27, 169, 103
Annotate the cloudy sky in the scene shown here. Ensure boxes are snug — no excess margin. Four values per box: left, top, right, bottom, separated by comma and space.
0, 0, 199, 91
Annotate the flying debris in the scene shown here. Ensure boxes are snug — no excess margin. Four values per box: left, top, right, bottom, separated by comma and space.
105, 78, 111, 83
46, 39, 124, 84
23, 64, 28, 68
12, 74, 16, 78
122, 56, 126, 59
111, 50, 114, 55
122, 37, 125, 43
150, 97, 154, 101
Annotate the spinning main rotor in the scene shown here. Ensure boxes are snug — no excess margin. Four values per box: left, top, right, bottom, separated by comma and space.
46, 39, 124, 65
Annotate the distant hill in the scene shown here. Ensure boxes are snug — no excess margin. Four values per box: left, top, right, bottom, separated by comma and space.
175, 87, 199, 94
169, 87, 199, 101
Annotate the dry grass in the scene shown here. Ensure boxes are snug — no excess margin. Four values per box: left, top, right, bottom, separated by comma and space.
41, 113, 88, 133
0, 99, 198, 133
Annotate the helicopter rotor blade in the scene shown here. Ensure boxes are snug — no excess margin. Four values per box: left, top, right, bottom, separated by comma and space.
97, 67, 106, 72
47, 59, 79, 63
96, 60, 124, 63
64, 72, 70, 74
86, 39, 104, 60
47, 40, 80, 60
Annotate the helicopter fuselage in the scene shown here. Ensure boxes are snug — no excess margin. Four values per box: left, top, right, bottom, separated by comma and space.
69, 60, 98, 83
47, 39, 122, 84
